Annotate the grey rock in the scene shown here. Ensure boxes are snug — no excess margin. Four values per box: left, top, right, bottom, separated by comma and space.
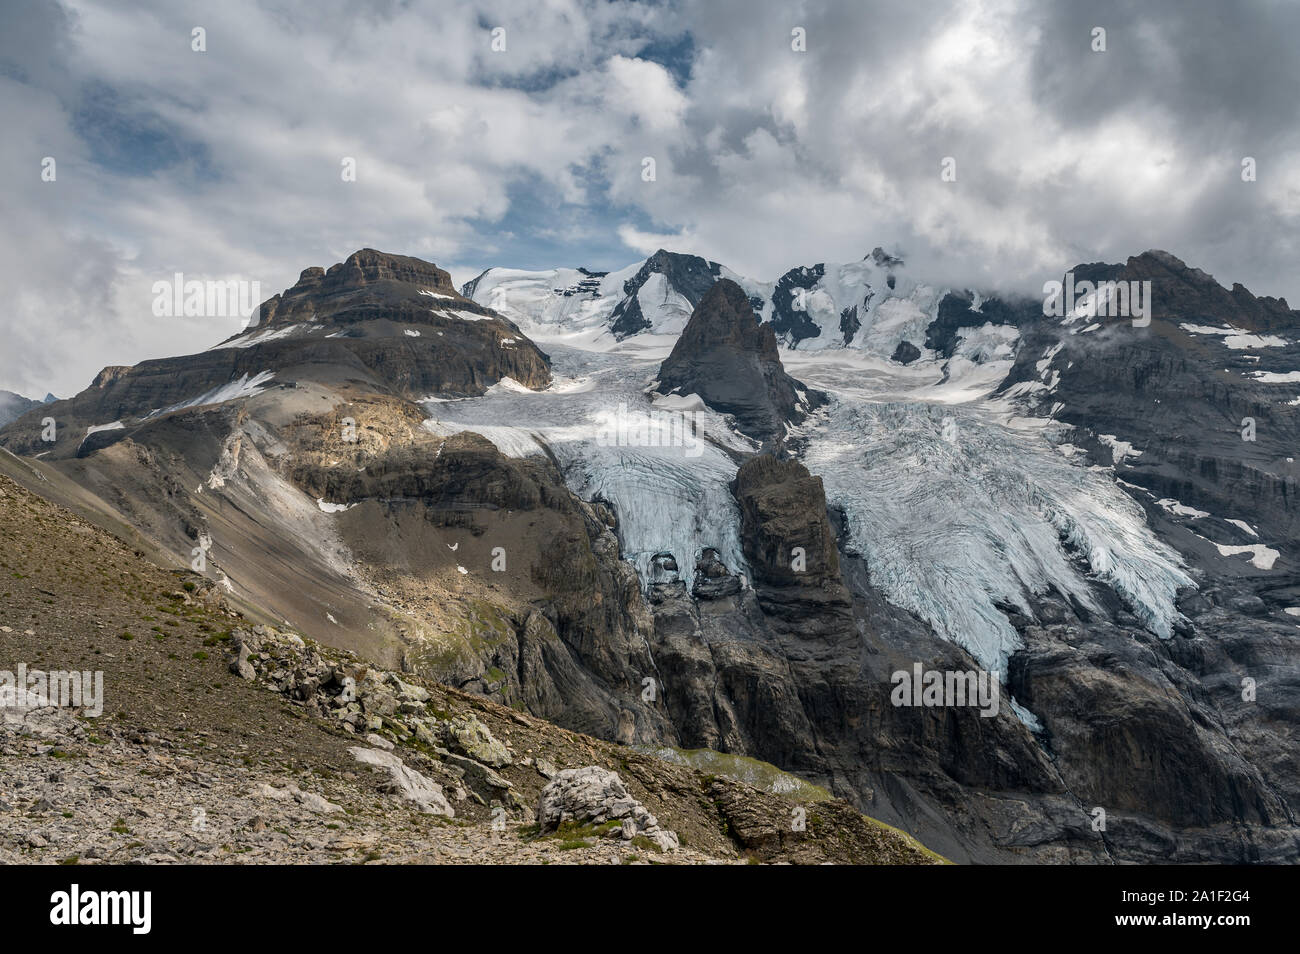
349, 746, 454, 817
537, 766, 678, 852
294, 790, 343, 814
443, 716, 512, 768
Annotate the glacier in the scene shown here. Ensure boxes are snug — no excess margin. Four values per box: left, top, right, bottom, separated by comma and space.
798, 397, 1192, 672
421, 341, 751, 594
450, 253, 1196, 680
462, 252, 944, 361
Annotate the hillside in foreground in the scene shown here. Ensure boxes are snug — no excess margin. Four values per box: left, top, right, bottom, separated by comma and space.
0, 468, 940, 865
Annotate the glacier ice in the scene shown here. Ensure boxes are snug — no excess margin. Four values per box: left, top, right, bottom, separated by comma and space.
798, 398, 1193, 672
447, 259, 1198, 682
421, 342, 750, 593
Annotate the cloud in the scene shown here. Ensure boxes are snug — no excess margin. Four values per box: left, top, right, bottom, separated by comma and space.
616, 223, 703, 259
0, 0, 1296, 396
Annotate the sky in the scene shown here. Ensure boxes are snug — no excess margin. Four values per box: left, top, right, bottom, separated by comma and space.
2, 0, 1298, 397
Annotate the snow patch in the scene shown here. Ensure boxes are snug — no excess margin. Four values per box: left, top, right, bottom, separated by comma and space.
1154, 498, 1210, 519
1098, 434, 1142, 464
209, 324, 303, 351
155, 371, 275, 416
1180, 323, 1286, 349
1213, 543, 1279, 570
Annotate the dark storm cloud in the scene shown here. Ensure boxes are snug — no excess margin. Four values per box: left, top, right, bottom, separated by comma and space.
1026, 0, 1300, 141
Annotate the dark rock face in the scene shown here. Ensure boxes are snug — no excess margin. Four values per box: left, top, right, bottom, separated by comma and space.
256, 248, 467, 327
999, 249, 1300, 545
642, 520, 1096, 864
734, 455, 841, 588
1013, 620, 1291, 834
657, 280, 824, 445
891, 340, 921, 365
1121, 250, 1296, 332
980, 250, 1300, 861
769, 264, 826, 345
690, 548, 742, 600
733, 456, 851, 634
839, 305, 862, 344
608, 249, 727, 339
924, 291, 1036, 358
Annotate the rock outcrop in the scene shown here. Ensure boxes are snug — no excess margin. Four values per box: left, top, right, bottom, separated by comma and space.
537, 766, 679, 851
999, 249, 1300, 543
350, 747, 456, 816
657, 279, 824, 445
734, 454, 841, 588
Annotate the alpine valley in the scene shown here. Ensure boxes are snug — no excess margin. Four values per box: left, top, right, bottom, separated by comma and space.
3, 245, 1298, 864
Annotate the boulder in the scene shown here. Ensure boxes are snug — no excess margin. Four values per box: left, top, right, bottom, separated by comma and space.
443, 715, 512, 768
537, 766, 678, 851
349, 746, 455, 816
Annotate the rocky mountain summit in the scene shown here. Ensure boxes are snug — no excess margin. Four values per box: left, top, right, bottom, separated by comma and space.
607, 249, 732, 339
0, 391, 46, 428
657, 279, 825, 444
0, 249, 549, 466
1001, 250, 1300, 549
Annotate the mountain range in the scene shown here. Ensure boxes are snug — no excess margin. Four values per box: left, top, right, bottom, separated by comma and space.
2, 245, 1297, 864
